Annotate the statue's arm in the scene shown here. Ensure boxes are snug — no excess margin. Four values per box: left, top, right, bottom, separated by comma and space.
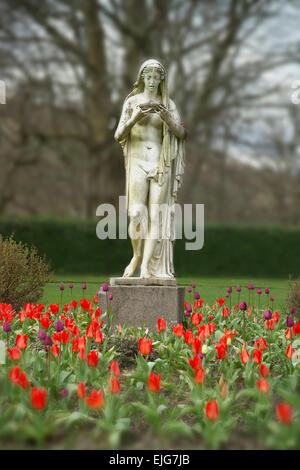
157, 100, 186, 140
114, 99, 145, 142
114, 100, 132, 142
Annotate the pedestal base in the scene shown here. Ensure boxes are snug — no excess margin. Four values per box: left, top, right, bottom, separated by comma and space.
98, 280, 185, 331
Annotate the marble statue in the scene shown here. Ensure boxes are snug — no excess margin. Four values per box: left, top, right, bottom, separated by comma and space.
114, 59, 186, 279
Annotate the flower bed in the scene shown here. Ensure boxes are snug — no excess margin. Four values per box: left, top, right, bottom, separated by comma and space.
0, 283, 299, 450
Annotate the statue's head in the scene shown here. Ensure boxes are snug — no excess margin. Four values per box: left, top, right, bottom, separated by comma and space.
125, 59, 168, 106
141, 59, 165, 81
135, 59, 166, 94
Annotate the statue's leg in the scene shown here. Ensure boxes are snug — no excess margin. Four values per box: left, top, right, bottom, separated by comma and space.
123, 163, 149, 278
140, 170, 171, 278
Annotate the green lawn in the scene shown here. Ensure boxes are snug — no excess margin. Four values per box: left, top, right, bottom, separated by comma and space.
41, 274, 290, 312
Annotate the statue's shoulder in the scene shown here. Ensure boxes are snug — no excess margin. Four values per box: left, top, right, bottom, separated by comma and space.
125, 95, 139, 107
168, 98, 177, 111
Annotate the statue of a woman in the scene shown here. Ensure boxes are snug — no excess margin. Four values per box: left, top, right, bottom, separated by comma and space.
114, 59, 186, 279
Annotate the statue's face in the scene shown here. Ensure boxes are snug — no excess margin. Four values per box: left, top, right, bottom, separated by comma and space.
142, 66, 162, 93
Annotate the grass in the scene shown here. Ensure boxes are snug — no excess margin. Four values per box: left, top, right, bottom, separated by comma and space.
41, 274, 290, 312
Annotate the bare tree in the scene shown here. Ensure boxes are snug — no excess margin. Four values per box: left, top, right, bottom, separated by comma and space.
0, 0, 298, 223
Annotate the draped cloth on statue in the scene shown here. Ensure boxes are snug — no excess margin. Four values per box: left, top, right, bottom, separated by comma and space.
116, 59, 185, 278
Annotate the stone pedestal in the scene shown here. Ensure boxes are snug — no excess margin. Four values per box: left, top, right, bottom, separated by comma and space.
98, 278, 185, 331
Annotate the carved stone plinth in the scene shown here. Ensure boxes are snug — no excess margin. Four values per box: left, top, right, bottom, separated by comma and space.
98, 279, 185, 331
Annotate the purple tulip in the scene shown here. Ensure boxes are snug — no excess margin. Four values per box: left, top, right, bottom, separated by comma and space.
265, 288, 270, 294
102, 282, 109, 292
286, 316, 294, 328
194, 291, 200, 300
257, 288, 262, 295
239, 302, 247, 311
186, 304, 192, 313
236, 285, 241, 293
225, 293, 229, 298
38, 329, 46, 341
44, 335, 53, 346
3, 321, 11, 333
191, 282, 196, 289
60, 388, 69, 397
270, 296, 274, 302
108, 293, 113, 301
264, 309, 272, 320
227, 286, 232, 294
290, 307, 295, 314
247, 283, 255, 290
55, 319, 64, 332
185, 310, 191, 317
82, 283, 87, 290
69, 283, 73, 289
199, 351, 204, 360
60, 284, 64, 291
188, 288, 192, 293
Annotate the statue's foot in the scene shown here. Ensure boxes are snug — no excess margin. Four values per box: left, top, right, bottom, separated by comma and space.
122, 256, 142, 278
154, 273, 175, 279
140, 265, 151, 279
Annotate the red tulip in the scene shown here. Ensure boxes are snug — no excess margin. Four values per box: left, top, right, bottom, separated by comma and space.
239, 343, 249, 364
172, 324, 184, 337
7, 347, 21, 361
85, 389, 104, 409
72, 338, 79, 353
222, 307, 229, 318
286, 345, 294, 360
253, 348, 262, 364
40, 317, 52, 329
139, 338, 152, 355
61, 330, 70, 344
272, 311, 280, 323
254, 337, 268, 351
215, 343, 226, 360
259, 363, 270, 378
257, 378, 269, 394
31, 387, 46, 409
94, 328, 103, 344
51, 343, 59, 358
183, 329, 194, 345
86, 325, 93, 338
70, 300, 78, 310
195, 368, 205, 385
77, 382, 86, 399
157, 318, 166, 333
191, 313, 202, 325
16, 333, 28, 350
285, 328, 292, 340
110, 377, 120, 394
110, 360, 120, 378
292, 322, 300, 336
17, 371, 30, 389
276, 403, 292, 424
148, 372, 161, 392
192, 337, 202, 354
49, 304, 59, 315
188, 355, 202, 370
205, 400, 218, 420
87, 350, 99, 367
80, 299, 92, 312
9, 366, 21, 384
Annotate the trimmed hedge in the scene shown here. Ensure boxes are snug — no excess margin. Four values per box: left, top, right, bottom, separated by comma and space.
0, 216, 299, 278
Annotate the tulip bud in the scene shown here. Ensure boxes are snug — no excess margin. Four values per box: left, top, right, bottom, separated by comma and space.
202, 344, 208, 355
227, 338, 232, 346
218, 374, 224, 387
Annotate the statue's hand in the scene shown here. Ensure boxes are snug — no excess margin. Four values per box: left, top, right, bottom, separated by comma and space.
131, 104, 152, 123
155, 104, 170, 122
